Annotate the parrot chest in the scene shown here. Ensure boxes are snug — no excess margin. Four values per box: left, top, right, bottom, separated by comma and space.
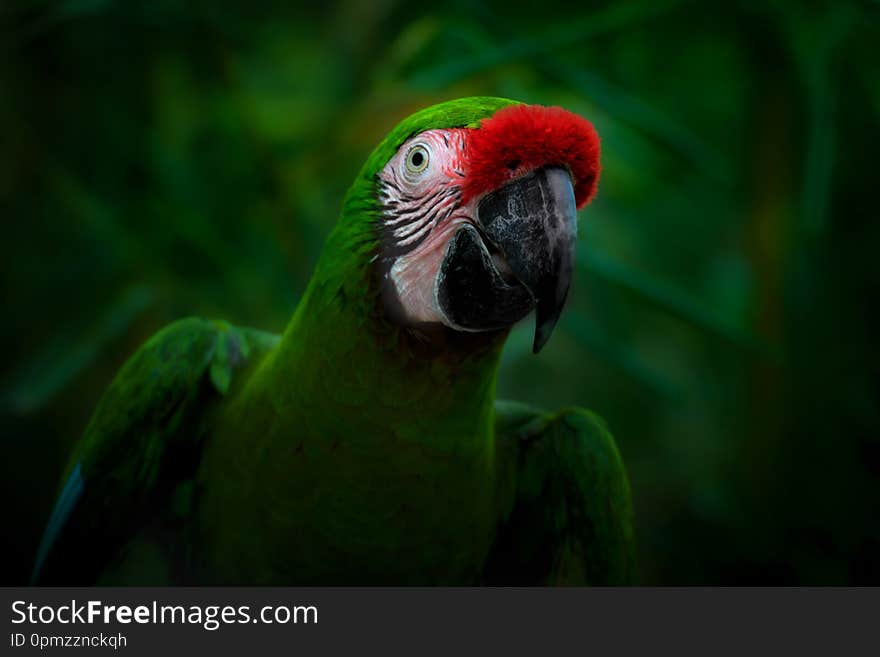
196, 391, 502, 584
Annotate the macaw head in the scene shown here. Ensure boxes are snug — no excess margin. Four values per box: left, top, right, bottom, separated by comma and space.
341, 97, 600, 353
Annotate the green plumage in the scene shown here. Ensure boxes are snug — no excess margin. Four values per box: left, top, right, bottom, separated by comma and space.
34, 97, 635, 585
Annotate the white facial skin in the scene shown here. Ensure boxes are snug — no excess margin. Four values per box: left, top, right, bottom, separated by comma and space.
377, 129, 480, 326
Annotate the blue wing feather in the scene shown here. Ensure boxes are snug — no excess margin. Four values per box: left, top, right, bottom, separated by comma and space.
30, 462, 85, 584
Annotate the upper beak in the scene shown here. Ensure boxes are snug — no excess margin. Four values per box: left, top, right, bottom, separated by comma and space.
477, 166, 578, 353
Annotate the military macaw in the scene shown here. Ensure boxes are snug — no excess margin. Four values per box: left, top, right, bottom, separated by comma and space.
33, 97, 634, 585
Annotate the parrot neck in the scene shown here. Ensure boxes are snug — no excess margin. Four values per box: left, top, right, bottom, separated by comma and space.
265, 233, 508, 455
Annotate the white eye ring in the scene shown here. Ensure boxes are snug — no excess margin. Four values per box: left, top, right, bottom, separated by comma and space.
403, 144, 430, 179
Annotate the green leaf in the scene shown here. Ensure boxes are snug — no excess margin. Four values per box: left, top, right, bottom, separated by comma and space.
541, 60, 732, 183
564, 309, 682, 400
1, 285, 153, 414
407, 0, 686, 89
580, 249, 770, 355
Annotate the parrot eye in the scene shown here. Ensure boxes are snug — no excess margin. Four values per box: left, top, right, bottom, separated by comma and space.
403, 144, 430, 180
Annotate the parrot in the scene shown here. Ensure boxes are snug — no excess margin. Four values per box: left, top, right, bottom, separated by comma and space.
32, 97, 635, 585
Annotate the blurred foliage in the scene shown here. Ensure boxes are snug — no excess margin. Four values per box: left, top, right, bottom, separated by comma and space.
1, 0, 878, 584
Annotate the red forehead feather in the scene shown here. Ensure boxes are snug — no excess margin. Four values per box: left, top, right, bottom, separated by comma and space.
462, 104, 601, 209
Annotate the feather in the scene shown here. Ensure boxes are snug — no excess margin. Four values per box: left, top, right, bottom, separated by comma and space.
30, 462, 84, 584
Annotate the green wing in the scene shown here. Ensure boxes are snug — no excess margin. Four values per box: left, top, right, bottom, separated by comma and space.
31, 317, 279, 584
484, 400, 636, 585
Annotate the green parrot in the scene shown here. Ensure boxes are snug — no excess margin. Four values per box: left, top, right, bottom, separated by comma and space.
33, 97, 635, 585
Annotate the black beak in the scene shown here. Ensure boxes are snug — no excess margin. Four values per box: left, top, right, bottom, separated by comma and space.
476, 166, 578, 353
436, 166, 577, 352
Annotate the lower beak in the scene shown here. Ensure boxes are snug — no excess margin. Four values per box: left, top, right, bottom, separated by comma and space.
477, 166, 578, 353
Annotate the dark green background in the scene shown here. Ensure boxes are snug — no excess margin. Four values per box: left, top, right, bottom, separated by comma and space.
2, 0, 878, 584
